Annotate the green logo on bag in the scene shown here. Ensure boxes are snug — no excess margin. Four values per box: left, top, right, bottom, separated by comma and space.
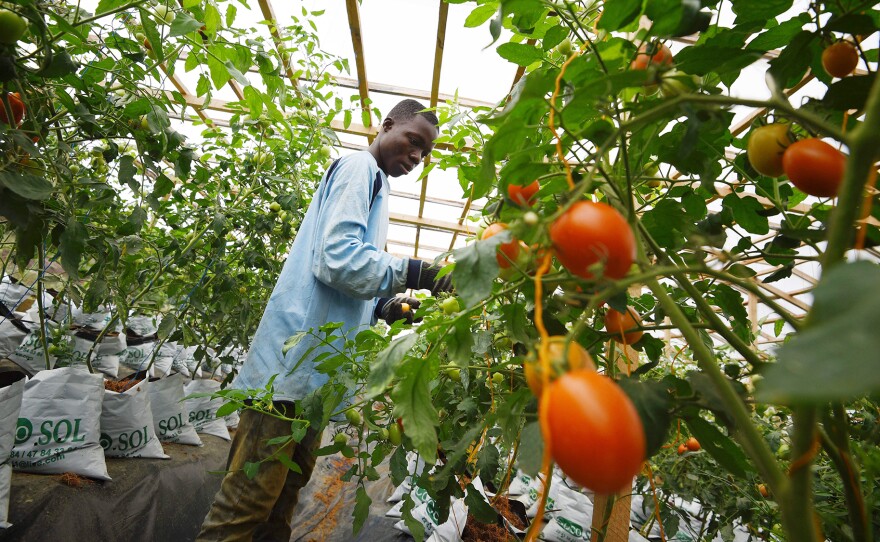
14, 418, 32, 444
557, 517, 584, 537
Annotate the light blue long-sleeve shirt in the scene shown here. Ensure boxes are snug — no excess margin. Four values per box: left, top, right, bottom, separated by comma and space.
233, 151, 416, 402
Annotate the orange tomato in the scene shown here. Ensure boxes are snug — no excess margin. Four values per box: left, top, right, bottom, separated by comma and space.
524, 336, 596, 397
782, 139, 846, 198
549, 201, 636, 280
507, 180, 540, 206
604, 307, 644, 344
630, 42, 674, 70
822, 41, 859, 78
677, 443, 687, 455
686, 436, 700, 451
542, 370, 646, 494
0, 92, 25, 126
481, 222, 520, 269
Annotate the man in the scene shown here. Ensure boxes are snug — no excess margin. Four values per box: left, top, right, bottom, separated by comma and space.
197, 99, 452, 542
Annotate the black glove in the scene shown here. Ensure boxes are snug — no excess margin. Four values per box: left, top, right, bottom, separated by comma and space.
377, 296, 421, 325
414, 260, 454, 295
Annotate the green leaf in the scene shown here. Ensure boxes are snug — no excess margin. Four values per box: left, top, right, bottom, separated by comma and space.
465, 3, 498, 27
158, 313, 176, 340
119, 155, 137, 191
598, 0, 642, 30
282, 332, 308, 355
711, 284, 751, 342
730, 0, 793, 25
204, 2, 221, 35
496, 42, 544, 66
516, 422, 544, 476
727, 264, 756, 278
276, 453, 302, 474
723, 194, 769, 235
365, 333, 418, 398
768, 31, 817, 89
38, 51, 78, 78
822, 74, 876, 111
447, 320, 475, 365
451, 235, 503, 308
757, 262, 880, 404
391, 356, 439, 463
685, 417, 751, 479
170, 12, 204, 37
215, 402, 239, 418
464, 483, 497, 523
0, 171, 54, 200
242, 461, 261, 479
618, 378, 673, 458
207, 54, 230, 89
59, 221, 87, 281
353, 486, 371, 534
401, 497, 425, 542
542, 25, 568, 51
389, 445, 408, 486
95, 0, 128, 13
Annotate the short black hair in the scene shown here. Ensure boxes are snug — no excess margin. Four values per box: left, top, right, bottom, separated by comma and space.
387, 99, 439, 127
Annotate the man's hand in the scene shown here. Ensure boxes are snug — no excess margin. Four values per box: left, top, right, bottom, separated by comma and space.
379, 296, 421, 325
416, 261, 453, 295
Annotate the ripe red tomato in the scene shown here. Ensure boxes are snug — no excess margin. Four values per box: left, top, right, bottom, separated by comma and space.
630, 42, 674, 70
481, 222, 520, 269
549, 201, 636, 280
524, 336, 597, 397
758, 484, 770, 498
507, 180, 540, 206
782, 139, 847, 198
677, 443, 687, 455
747, 123, 792, 177
686, 436, 700, 451
0, 92, 25, 126
604, 307, 644, 344
822, 41, 859, 78
542, 370, 645, 494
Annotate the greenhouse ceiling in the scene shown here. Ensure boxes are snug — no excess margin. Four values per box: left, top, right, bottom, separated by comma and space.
76, 0, 878, 350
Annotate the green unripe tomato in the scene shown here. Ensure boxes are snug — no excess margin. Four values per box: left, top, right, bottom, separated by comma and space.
344, 408, 362, 425
69, 164, 80, 174
47, 345, 64, 356
523, 211, 539, 226
318, 145, 332, 159
135, 32, 146, 43
377, 428, 389, 440
723, 363, 741, 378
153, 5, 175, 24
445, 368, 461, 381
333, 432, 348, 446
269, 202, 281, 213
0, 9, 28, 45
387, 424, 402, 446
556, 37, 573, 57
440, 297, 460, 315
278, 210, 288, 221
492, 372, 505, 384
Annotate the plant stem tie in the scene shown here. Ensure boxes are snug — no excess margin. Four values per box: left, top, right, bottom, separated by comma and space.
788, 436, 821, 475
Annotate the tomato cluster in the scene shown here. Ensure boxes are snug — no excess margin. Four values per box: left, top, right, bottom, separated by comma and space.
0, 92, 25, 126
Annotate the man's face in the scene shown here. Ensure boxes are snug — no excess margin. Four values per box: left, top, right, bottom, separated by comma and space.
377, 115, 439, 177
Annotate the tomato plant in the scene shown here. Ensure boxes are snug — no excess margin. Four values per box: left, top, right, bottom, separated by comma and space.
542, 370, 646, 494
782, 138, 847, 197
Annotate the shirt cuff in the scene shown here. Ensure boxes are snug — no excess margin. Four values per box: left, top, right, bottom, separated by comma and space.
405, 259, 423, 290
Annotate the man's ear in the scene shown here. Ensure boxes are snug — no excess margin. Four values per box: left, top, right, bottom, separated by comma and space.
381, 117, 394, 132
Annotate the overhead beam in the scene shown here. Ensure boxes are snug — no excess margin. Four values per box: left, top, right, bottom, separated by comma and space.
415, 0, 450, 258
257, 0, 299, 89
345, 0, 373, 139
